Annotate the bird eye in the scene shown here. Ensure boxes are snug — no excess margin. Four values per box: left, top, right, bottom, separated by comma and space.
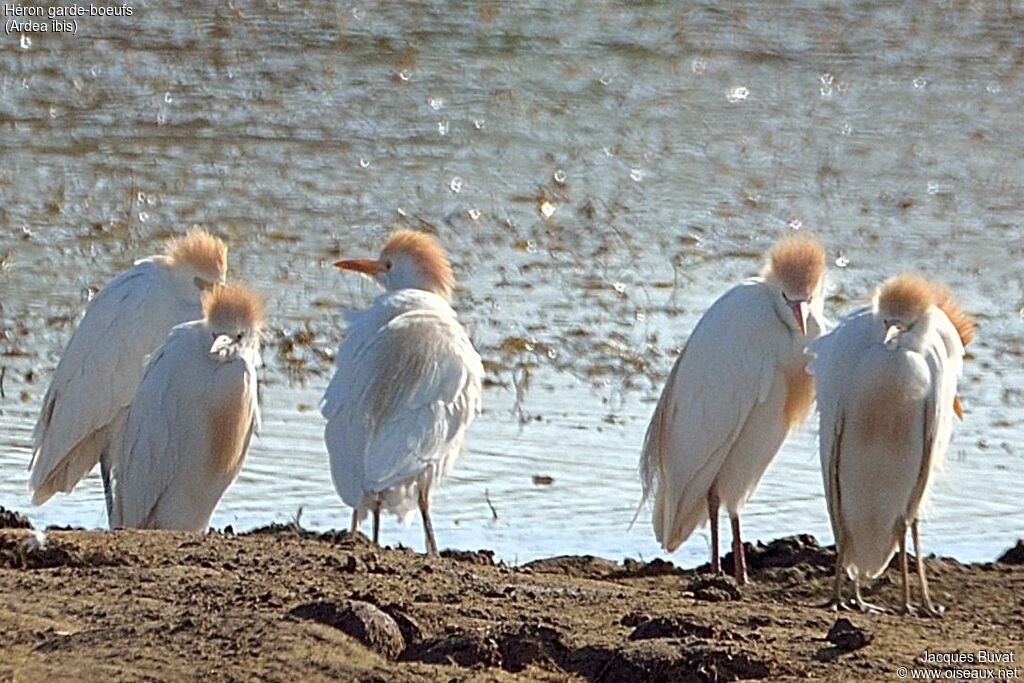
236, 333, 243, 341
384, 259, 393, 271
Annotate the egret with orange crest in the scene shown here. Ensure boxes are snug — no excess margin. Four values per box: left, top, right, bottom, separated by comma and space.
811, 274, 972, 615
29, 228, 227, 521
323, 230, 483, 555
111, 283, 263, 531
640, 234, 827, 585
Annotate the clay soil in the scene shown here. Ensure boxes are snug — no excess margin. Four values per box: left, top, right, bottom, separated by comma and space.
1, 509, 1021, 682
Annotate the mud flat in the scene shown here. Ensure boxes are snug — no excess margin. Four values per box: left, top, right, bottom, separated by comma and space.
0, 509, 1021, 682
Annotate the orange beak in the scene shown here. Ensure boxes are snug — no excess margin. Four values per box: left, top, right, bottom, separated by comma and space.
787, 300, 809, 336
334, 258, 386, 274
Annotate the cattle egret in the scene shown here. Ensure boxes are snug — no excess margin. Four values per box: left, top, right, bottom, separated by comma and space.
639, 234, 827, 585
322, 230, 483, 555
110, 283, 263, 531
811, 274, 973, 615
29, 229, 227, 521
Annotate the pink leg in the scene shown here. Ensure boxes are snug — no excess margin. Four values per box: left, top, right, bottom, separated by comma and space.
371, 498, 382, 545
912, 519, 943, 617
731, 514, 748, 586
419, 487, 438, 556
707, 489, 721, 574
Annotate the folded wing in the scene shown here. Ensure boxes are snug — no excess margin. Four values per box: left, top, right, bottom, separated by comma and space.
30, 260, 195, 503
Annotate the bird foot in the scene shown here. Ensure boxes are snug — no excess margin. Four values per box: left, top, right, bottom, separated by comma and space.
899, 602, 945, 619
815, 596, 845, 611
848, 597, 888, 614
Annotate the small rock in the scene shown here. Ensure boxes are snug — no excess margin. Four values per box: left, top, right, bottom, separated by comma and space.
826, 617, 872, 652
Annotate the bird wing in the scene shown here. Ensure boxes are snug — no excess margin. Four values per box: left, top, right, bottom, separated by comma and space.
906, 311, 965, 519
111, 323, 215, 528
323, 305, 483, 508
824, 410, 847, 550
639, 280, 790, 550
29, 259, 197, 502
807, 307, 875, 537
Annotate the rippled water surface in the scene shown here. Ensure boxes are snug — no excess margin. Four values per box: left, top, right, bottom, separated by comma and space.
1, 1, 1022, 565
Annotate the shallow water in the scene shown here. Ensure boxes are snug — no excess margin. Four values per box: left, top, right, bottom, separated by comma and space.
1, 1, 1022, 565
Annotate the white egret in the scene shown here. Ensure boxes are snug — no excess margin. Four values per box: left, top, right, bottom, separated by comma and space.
811, 274, 973, 615
639, 234, 827, 585
110, 283, 263, 531
29, 228, 227, 521
322, 230, 483, 555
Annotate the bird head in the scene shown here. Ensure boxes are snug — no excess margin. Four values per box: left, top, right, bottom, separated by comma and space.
876, 274, 974, 420
203, 283, 264, 361
762, 233, 826, 336
875, 274, 936, 349
166, 227, 228, 293
334, 229, 454, 299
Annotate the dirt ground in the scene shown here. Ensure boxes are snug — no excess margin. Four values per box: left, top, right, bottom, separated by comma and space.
1, 508, 1021, 682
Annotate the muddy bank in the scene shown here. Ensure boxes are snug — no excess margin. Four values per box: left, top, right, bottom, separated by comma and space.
0, 512, 1021, 681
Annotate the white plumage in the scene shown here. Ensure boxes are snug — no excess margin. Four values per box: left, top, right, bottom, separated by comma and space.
111, 283, 262, 532
811, 274, 970, 615
323, 230, 483, 554
29, 229, 227, 519
640, 234, 826, 584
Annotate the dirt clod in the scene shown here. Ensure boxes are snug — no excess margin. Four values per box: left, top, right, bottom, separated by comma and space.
523, 554, 621, 578
620, 557, 684, 578
997, 540, 1024, 565
0, 506, 32, 530
688, 574, 742, 602
289, 600, 404, 659
439, 548, 496, 566
0, 533, 77, 569
713, 534, 835, 578
826, 617, 872, 652
401, 630, 503, 668
629, 616, 715, 640
379, 603, 425, 644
